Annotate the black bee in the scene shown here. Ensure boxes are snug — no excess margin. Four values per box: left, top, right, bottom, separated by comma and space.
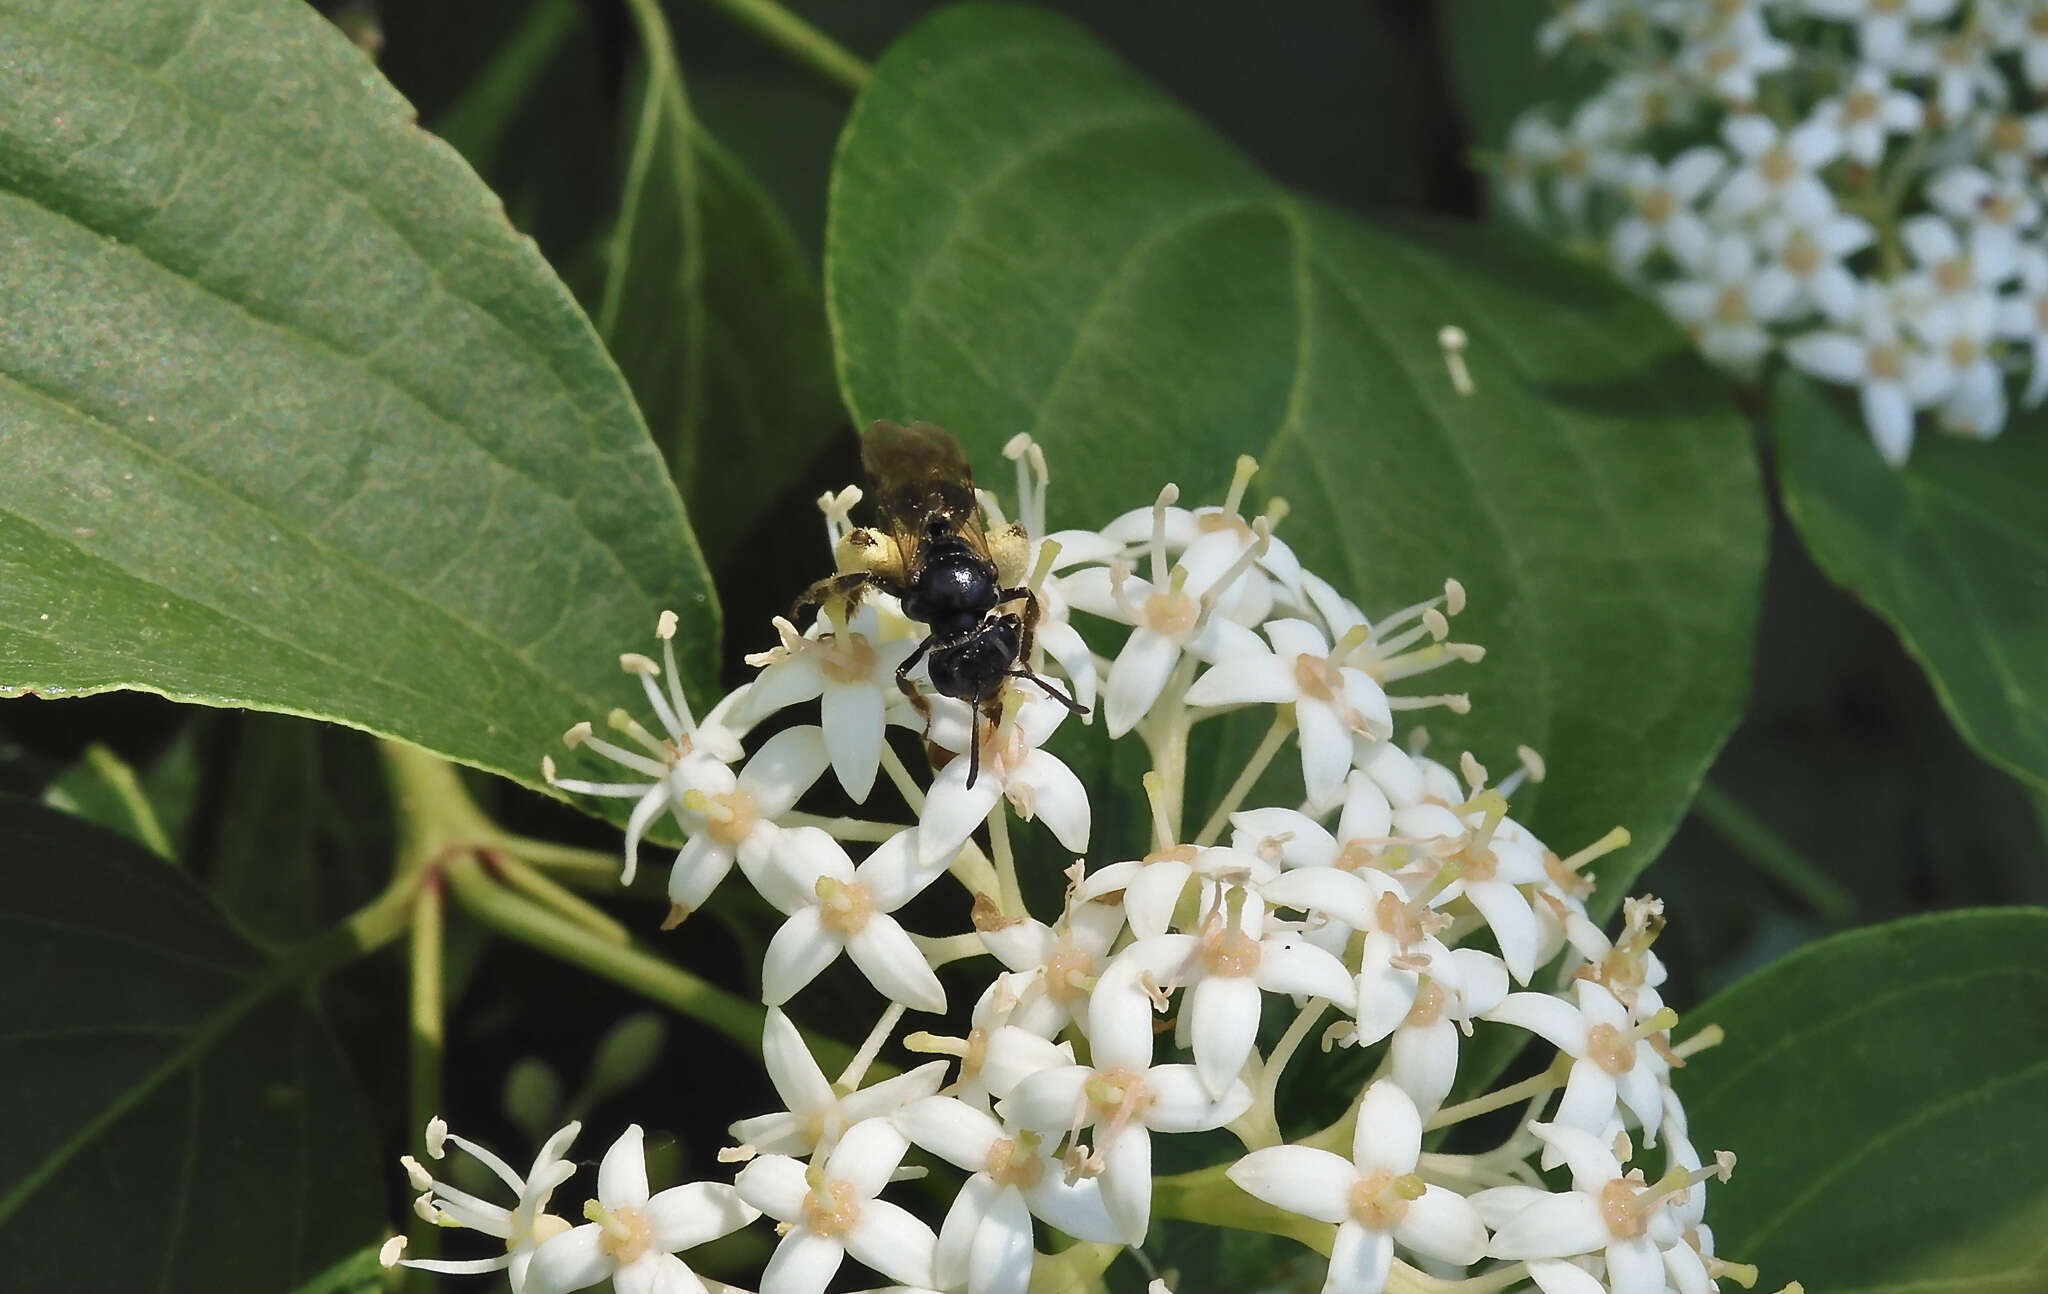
800, 421, 1084, 788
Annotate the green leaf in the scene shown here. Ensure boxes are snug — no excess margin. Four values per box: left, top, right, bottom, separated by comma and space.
201, 715, 391, 946
589, 0, 842, 569
0, 0, 719, 805
41, 742, 174, 859
0, 795, 386, 1290
1775, 373, 2048, 793
285, 1243, 387, 1294
827, 5, 1766, 902
1678, 909, 2048, 1292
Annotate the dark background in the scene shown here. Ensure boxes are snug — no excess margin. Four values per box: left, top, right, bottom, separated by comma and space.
6, 2, 2043, 1287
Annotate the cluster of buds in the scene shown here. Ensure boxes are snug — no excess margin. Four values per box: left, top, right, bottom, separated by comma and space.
388, 438, 1770, 1294
1502, 0, 2048, 464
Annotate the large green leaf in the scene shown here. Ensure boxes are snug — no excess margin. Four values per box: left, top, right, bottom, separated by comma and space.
1678, 909, 2048, 1292
0, 0, 718, 801
827, 5, 1765, 902
587, 0, 842, 570
1775, 374, 2048, 793
0, 796, 385, 1290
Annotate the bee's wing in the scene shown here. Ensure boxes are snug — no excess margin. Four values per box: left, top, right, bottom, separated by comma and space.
862, 420, 988, 553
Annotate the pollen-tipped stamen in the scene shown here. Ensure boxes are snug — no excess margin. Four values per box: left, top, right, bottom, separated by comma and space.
1149, 483, 1180, 585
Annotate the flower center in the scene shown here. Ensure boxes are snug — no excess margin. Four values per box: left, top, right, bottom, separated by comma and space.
1946, 335, 1979, 369
1712, 286, 1751, 328
1144, 843, 1200, 866
1702, 45, 1739, 78
705, 788, 758, 847
1758, 144, 1795, 187
1196, 511, 1253, 540
1294, 653, 1343, 702
819, 632, 877, 685
1638, 187, 1674, 225
803, 1179, 862, 1239
1868, 343, 1904, 381
1335, 838, 1381, 872
2033, 7, 2048, 34
960, 1027, 989, 1082
1404, 979, 1447, 1027
1782, 230, 1820, 276
1994, 115, 2028, 155
2034, 296, 2048, 332
1843, 88, 1879, 123
1374, 890, 1445, 949
1600, 1178, 1649, 1239
1934, 256, 1973, 294
1587, 1021, 1638, 1075
815, 877, 875, 936
1142, 587, 1199, 637
1348, 1169, 1424, 1230
1557, 144, 1589, 178
1200, 927, 1263, 977
1982, 193, 2016, 226
586, 1201, 654, 1265
985, 1135, 1046, 1190
1085, 1067, 1154, 1123
1045, 942, 1096, 1004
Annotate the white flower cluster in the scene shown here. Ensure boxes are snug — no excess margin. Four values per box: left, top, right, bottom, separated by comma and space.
391, 441, 1762, 1294
1503, 0, 2048, 464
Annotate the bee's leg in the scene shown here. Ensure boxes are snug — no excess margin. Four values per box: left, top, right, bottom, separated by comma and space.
965, 712, 982, 790
895, 633, 936, 730
1011, 665, 1087, 716
793, 570, 875, 622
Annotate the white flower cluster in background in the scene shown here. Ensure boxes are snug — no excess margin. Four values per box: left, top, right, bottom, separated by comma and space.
388, 441, 1769, 1294
1502, 0, 2048, 465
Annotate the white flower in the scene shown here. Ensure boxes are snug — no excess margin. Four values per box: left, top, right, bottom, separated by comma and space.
392, 1118, 581, 1291
1186, 618, 1393, 811
1558, 894, 1672, 1018
975, 892, 1127, 1037
1657, 234, 1795, 376
1784, 298, 1948, 464
730, 1007, 949, 1158
661, 725, 831, 921
1909, 291, 2007, 437
1001, 983, 1254, 1244
760, 827, 950, 1011
1679, 14, 1792, 103
739, 606, 917, 802
1095, 454, 1306, 609
1753, 211, 1874, 323
526, 1125, 758, 1294
1899, 25, 2003, 122
1500, 110, 1564, 225
937, 976, 1080, 1109
1609, 148, 1724, 275
2017, 3, 2048, 88
1482, 1122, 1725, 1294
1104, 884, 1357, 1097
1226, 1082, 1488, 1294
1999, 246, 2048, 405
917, 693, 1090, 868
896, 1096, 1120, 1294
1926, 165, 2039, 282
1712, 113, 1840, 222
1814, 65, 1924, 164
1077, 842, 1278, 941
1484, 980, 1672, 1138
736, 1119, 939, 1294
1805, 0, 1956, 66
1388, 794, 1549, 984
1063, 487, 1272, 736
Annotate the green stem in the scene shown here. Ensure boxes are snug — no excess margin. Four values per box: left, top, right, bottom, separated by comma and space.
444, 855, 861, 1074
1192, 708, 1296, 847
1424, 1058, 1568, 1133
686, 0, 871, 93
988, 803, 1023, 917
406, 879, 445, 1264
1150, 1162, 1335, 1255
1029, 1242, 1122, 1294
491, 852, 632, 944
1691, 784, 1852, 921
430, 0, 582, 169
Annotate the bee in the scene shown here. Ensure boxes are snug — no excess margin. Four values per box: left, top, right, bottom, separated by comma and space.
800, 420, 1085, 788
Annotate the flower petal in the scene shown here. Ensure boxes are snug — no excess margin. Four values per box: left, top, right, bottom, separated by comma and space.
858, 827, 947, 913
1104, 628, 1185, 737
1014, 749, 1091, 852
1184, 652, 1296, 707
840, 1060, 952, 1126
1225, 1145, 1355, 1224
847, 914, 948, 1013
894, 1096, 1001, 1173
1390, 1017, 1460, 1117
739, 725, 832, 816
1023, 1171, 1121, 1244
761, 908, 844, 1006
760, 1007, 836, 1117
1326, 1220, 1394, 1294
844, 1198, 939, 1289
759, 1229, 843, 1294
937, 1176, 994, 1291
1464, 880, 1540, 984
824, 1117, 911, 1197
1352, 1080, 1423, 1175
1486, 1190, 1607, 1259
1396, 1185, 1489, 1265
1484, 992, 1589, 1055
1606, 1235, 1668, 1294
1189, 975, 1264, 1098
999, 1064, 1094, 1132
524, 1226, 612, 1294
1526, 1258, 1610, 1294
918, 761, 1005, 869
598, 1125, 650, 1209
1143, 1064, 1254, 1132
1098, 1123, 1154, 1245
646, 1182, 758, 1252
968, 1186, 1035, 1294
1256, 935, 1357, 1007
733, 1153, 810, 1222
821, 682, 886, 803
1296, 698, 1353, 811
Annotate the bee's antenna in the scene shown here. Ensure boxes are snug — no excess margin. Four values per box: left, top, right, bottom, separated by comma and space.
1011, 667, 1088, 717
965, 712, 984, 790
